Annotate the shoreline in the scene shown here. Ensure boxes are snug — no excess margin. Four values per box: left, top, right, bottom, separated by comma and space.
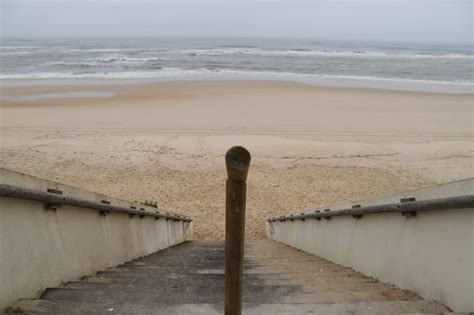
1, 73, 473, 94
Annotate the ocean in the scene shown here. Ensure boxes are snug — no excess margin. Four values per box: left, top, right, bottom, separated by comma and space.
1, 37, 473, 92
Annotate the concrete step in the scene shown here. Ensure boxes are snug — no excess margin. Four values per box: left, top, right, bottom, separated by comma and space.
94, 268, 363, 278
5, 240, 449, 313
40, 286, 422, 305
9, 299, 447, 314
80, 274, 379, 286
64, 279, 393, 294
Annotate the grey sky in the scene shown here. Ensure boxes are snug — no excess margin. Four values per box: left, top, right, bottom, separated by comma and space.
1, 0, 472, 44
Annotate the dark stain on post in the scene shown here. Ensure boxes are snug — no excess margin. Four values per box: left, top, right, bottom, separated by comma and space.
225, 146, 251, 315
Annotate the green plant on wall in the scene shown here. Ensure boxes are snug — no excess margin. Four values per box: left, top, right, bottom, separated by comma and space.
141, 200, 158, 208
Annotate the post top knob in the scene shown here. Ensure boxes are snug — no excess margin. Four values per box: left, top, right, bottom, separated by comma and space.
225, 146, 251, 182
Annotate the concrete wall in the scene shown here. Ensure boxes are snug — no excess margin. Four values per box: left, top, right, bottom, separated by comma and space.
266, 179, 474, 312
0, 169, 193, 308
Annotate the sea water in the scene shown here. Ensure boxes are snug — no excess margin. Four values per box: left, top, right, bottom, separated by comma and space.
1, 37, 472, 92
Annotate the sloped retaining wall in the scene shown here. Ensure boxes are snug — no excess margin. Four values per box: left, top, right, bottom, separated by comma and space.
266, 179, 474, 312
0, 169, 193, 308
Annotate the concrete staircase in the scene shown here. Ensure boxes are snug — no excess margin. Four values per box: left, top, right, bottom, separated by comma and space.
6, 240, 448, 314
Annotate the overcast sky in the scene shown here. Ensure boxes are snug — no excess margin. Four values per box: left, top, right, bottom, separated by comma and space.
1, 0, 472, 44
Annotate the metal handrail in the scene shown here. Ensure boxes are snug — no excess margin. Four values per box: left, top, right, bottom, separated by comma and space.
0, 184, 192, 222
267, 195, 474, 222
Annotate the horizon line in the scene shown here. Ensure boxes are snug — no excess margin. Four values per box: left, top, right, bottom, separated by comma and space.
2, 35, 472, 46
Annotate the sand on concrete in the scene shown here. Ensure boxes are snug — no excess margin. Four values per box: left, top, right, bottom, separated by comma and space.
1, 80, 473, 239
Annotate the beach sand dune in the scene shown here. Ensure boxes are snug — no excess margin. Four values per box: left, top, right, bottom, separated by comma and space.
1, 80, 472, 239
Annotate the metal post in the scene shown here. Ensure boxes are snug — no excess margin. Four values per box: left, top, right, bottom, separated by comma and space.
225, 146, 251, 315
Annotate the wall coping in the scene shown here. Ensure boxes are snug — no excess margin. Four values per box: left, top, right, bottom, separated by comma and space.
0, 168, 191, 222
267, 178, 474, 222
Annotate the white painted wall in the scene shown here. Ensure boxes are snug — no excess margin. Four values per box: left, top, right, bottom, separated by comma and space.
266, 179, 474, 312
0, 169, 193, 308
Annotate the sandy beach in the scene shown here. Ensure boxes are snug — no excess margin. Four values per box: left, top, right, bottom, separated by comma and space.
1, 80, 472, 239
